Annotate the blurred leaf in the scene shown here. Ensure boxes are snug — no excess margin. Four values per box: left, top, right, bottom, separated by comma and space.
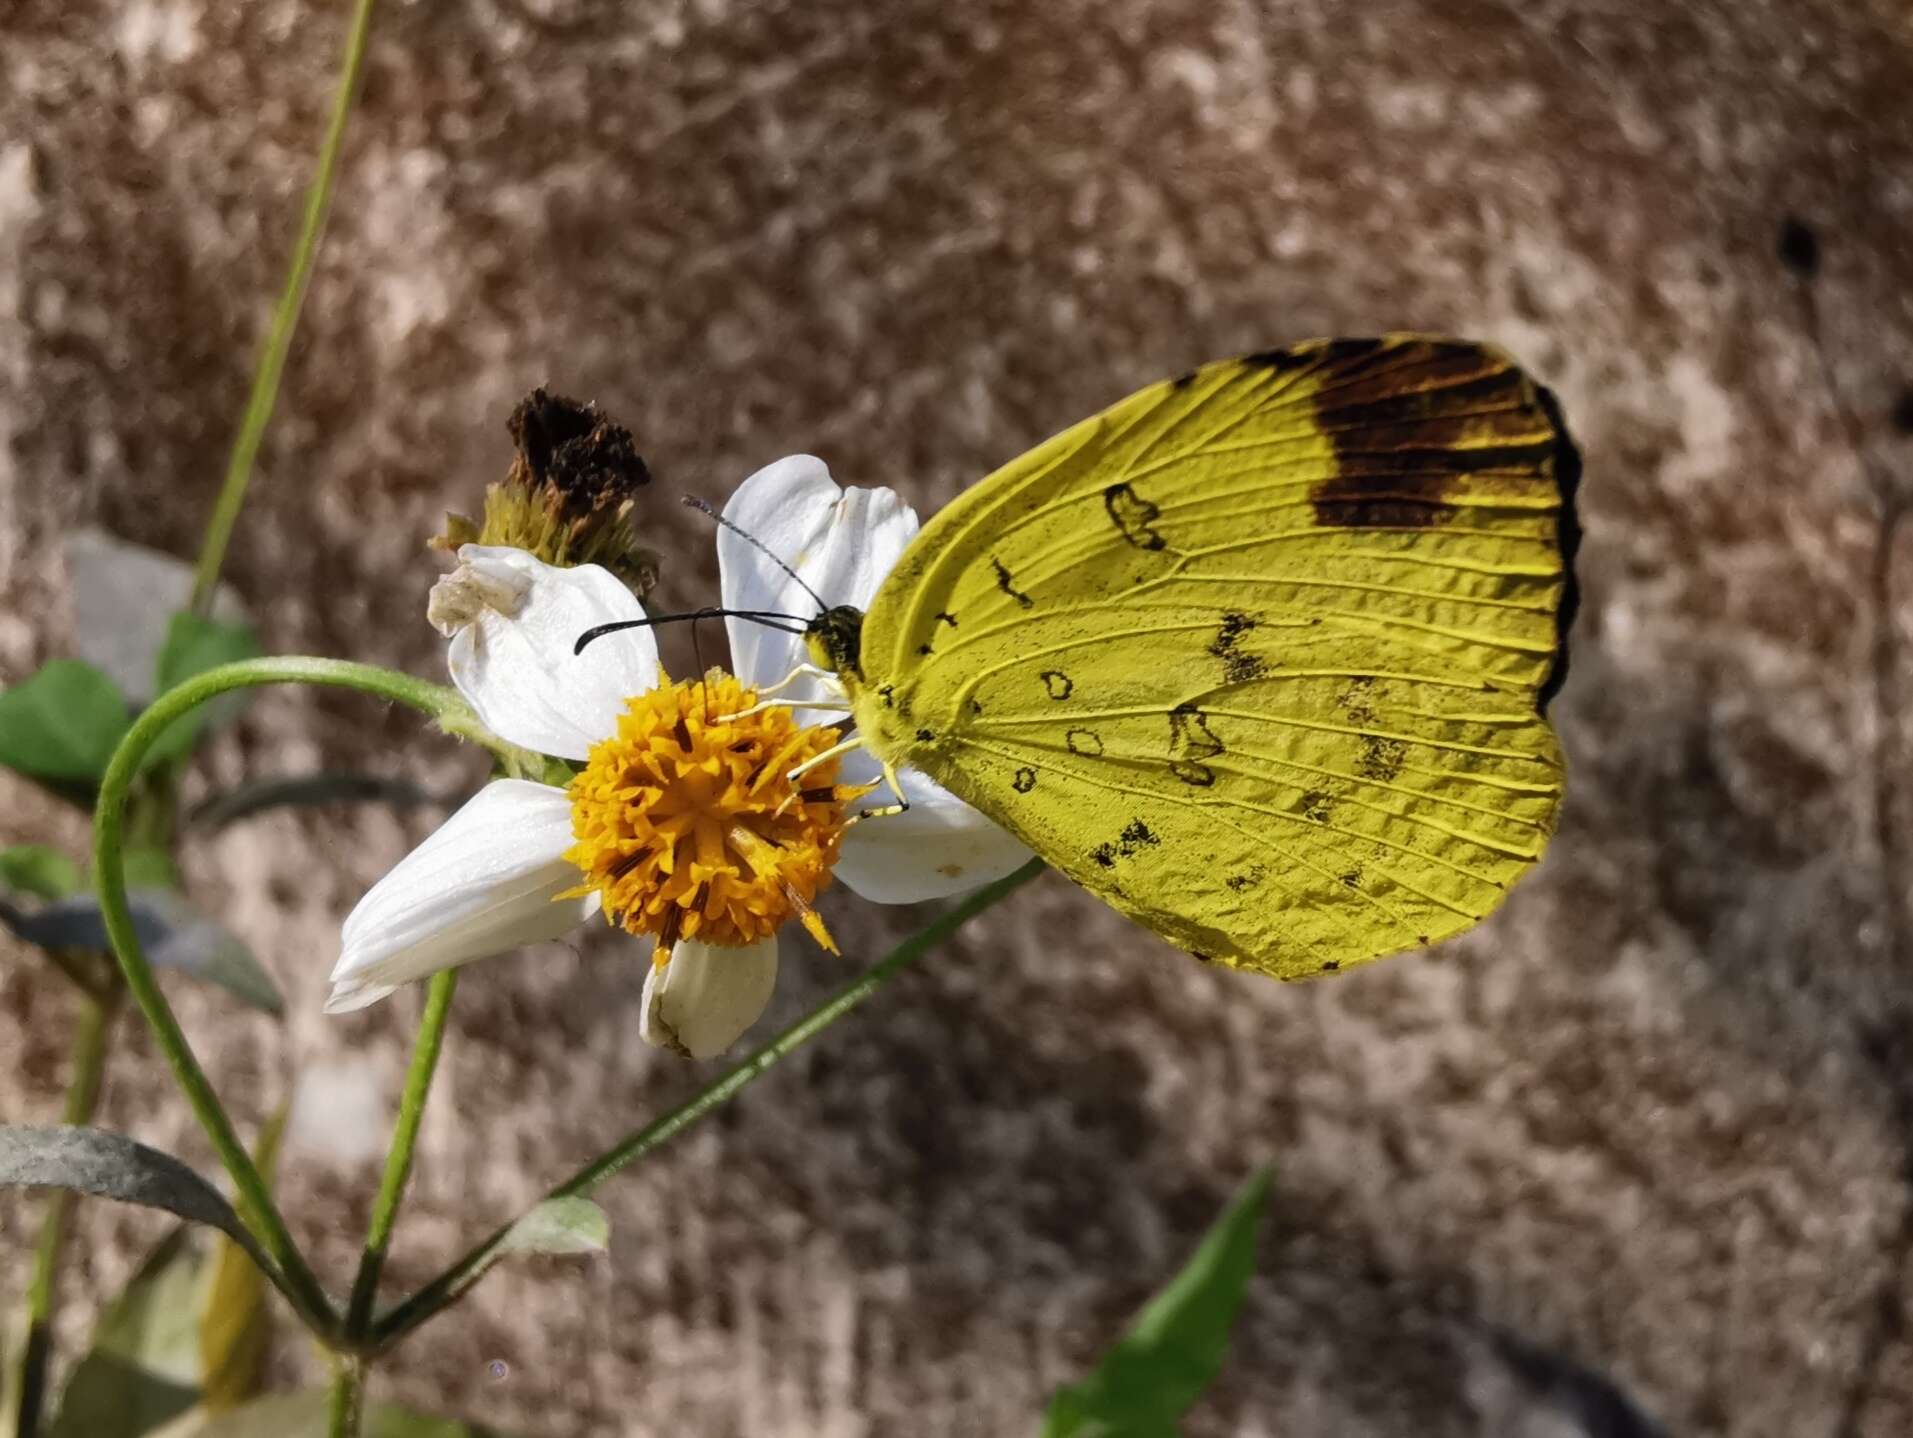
501, 1197, 609, 1256
64, 529, 246, 707
144, 614, 261, 768
0, 1127, 277, 1285
122, 845, 183, 892
198, 1107, 288, 1411
0, 845, 83, 901
0, 660, 130, 787
187, 772, 458, 832
1042, 1167, 1272, 1438
0, 890, 282, 1015
149, 1391, 516, 1437
48, 1228, 204, 1438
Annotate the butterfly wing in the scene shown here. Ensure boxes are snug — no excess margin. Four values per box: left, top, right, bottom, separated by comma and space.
851, 336, 1579, 978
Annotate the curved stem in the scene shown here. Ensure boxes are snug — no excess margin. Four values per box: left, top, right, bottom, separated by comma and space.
345, 970, 458, 1339
93, 657, 466, 1344
370, 857, 1047, 1349
190, 0, 381, 614
12, 984, 118, 1438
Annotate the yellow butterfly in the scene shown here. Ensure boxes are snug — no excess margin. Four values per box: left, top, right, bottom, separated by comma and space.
801, 335, 1578, 981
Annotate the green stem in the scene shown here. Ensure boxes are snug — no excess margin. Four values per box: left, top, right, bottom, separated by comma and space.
93, 657, 466, 1345
344, 970, 458, 1339
189, 0, 381, 614
370, 857, 1046, 1349
12, 986, 118, 1438
326, 1355, 365, 1438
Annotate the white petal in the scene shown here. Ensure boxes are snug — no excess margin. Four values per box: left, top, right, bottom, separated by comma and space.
718, 455, 918, 725
445, 546, 660, 761
639, 936, 780, 1059
327, 780, 597, 1013
833, 754, 1035, 903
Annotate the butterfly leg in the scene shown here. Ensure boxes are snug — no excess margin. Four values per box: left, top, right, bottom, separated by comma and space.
786, 732, 865, 784
852, 758, 911, 822
716, 663, 846, 722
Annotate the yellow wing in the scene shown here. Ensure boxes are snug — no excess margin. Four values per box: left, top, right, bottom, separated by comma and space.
848, 336, 1579, 979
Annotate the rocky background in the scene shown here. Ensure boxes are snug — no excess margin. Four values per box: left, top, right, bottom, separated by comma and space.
6, 0, 1913, 1433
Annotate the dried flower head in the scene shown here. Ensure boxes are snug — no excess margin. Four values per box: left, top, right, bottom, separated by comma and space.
433, 389, 659, 594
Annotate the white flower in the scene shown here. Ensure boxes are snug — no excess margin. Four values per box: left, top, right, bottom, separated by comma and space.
328, 458, 1032, 1057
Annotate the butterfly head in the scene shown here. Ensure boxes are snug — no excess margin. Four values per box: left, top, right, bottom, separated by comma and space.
804, 605, 865, 682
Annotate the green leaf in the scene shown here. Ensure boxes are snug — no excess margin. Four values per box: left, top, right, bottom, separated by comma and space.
0, 845, 83, 901
63, 529, 247, 707
0, 890, 283, 1015
146, 1391, 516, 1437
1042, 1168, 1273, 1438
501, 1196, 610, 1256
145, 614, 261, 767
0, 660, 130, 787
198, 1108, 288, 1411
0, 1127, 279, 1285
49, 1228, 205, 1438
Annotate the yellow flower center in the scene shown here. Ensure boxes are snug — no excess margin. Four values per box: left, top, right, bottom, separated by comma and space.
562, 670, 853, 964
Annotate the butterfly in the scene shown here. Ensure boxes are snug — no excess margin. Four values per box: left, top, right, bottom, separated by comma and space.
800, 335, 1579, 980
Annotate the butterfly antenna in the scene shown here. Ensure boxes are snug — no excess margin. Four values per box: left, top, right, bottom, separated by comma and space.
682, 494, 828, 612
574, 608, 807, 656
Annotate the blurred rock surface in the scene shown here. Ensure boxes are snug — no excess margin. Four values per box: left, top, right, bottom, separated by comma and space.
4, 0, 1913, 1433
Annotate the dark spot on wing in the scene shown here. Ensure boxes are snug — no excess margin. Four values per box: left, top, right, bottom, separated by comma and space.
1208, 611, 1267, 684
1310, 471, 1461, 529
1012, 766, 1036, 793
1322, 959, 1342, 972
1066, 728, 1105, 756
969, 698, 984, 715
915, 727, 935, 742
916, 642, 934, 656
878, 684, 895, 709
1357, 734, 1407, 782
936, 610, 960, 628
1244, 338, 1383, 374
1225, 867, 1264, 892
1092, 821, 1161, 870
1168, 701, 1224, 786
1337, 867, 1363, 888
1190, 950, 1214, 964
991, 557, 1034, 609
1304, 339, 1561, 531
1041, 670, 1073, 700
1300, 789, 1333, 822
1172, 370, 1196, 390
1104, 482, 1167, 550
1337, 677, 1378, 728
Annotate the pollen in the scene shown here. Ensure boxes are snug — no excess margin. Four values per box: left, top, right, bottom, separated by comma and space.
561, 670, 855, 962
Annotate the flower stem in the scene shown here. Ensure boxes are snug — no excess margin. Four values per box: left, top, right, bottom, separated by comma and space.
190, 0, 380, 615
92, 657, 467, 1346
326, 1355, 366, 1438
369, 857, 1047, 1349
11, 984, 118, 1438
344, 969, 458, 1340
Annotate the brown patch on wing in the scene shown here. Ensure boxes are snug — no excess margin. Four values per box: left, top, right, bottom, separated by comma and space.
1305, 338, 1565, 531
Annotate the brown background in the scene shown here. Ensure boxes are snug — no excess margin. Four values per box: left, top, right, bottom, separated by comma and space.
6, 0, 1913, 1433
